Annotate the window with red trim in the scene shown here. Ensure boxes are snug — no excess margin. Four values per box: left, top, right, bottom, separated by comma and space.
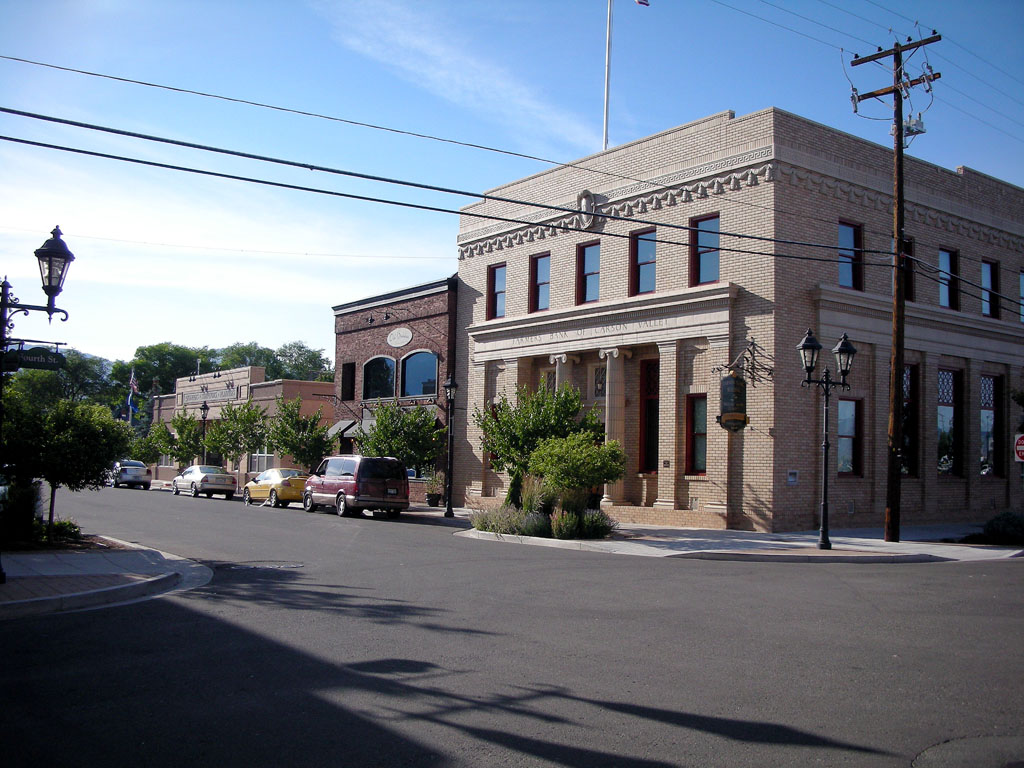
630, 228, 656, 296
690, 216, 719, 286
530, 253, 550, 313
576, 242, 600, 304
487, 263, 506, 319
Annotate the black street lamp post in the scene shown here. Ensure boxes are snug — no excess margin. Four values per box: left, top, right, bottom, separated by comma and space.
797, 329, 857, 550
199, 400, 210, 464
442, 377, 458, 518
0, 227, 76, 584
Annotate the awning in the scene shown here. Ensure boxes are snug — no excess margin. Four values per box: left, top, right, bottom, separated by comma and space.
328, 419, 357, 437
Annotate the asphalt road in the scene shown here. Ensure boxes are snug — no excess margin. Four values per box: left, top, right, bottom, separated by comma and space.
2, 486, 1022, 767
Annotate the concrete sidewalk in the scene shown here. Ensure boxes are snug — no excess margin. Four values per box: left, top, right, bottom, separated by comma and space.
1, 511, 1019, 620
0, 540, 213, 620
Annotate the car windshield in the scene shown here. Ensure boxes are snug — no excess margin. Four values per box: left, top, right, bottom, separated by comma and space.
279, 469, 303, 478
121, 460, 145, 467
360, 459, 405, 479
199, 466, 226, 474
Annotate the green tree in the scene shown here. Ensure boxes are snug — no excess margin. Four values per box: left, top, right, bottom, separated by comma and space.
266, 396, 332, 472
109, 342, 212, 417
169, 410, 204, 468
130, 422, 172, 466
528, 433, 626, 512
276, 340, 333, 382
203, 399, 268, 470
218, 342, 282, 379
353, 401, 445, 475
473, 384, 604, 508
7, 349, 115, 409
38, 400, 133, 540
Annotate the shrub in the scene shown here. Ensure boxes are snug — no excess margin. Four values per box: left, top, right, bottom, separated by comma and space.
579, 509, 618, 539
32, 516, 81, 543
981, 511, 1024, 545
551, 510, 579, 539
469, 505, 526, 535
520, 511, 553, 538
520, 475, 557, 515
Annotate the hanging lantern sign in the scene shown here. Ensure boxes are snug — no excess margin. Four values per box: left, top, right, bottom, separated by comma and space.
717, 370, 749, 432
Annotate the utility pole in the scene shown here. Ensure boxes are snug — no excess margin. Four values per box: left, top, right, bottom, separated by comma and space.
852, 35, 940, 542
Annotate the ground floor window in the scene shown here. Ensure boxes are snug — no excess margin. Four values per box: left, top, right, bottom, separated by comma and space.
639, 360, 659, 473
902, 365, 919, 476
937, 369, 963, 476
980, 374, 1003, 476
687, 394, 707, 475
837, 399, 861, 475
251, 445, 272, 474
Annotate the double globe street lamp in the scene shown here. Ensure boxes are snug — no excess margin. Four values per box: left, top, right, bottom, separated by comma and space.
442, 376, 458, 518
796, 329, 857, 550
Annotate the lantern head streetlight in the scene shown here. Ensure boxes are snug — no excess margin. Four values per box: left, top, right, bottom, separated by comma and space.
34, 226, 75, 315
832, 333, 857, 384
443, 376, 458, 404
796, 328, 822, 383
199, 401, 210, 421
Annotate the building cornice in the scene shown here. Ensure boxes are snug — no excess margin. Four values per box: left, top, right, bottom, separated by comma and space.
458, 158, 775, 260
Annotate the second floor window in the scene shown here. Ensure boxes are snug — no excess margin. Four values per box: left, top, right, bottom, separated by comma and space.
363, 357, 395, 400
691, 216, 720, 285
939, 249, 959, 310
488, 263, 506, 319
630, 229, 657, 295
530, 253, 550, 312
401, 351, 438, 397
340, 362, 355, 401
577, 242, 600, 304
981, 261, 999, 318
838, 222, 863, 290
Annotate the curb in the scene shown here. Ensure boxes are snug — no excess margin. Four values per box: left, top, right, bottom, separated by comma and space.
0, 570, 182, 620
667, 551, 953, 563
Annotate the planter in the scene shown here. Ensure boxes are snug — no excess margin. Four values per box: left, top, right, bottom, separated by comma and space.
425, 493, 442, 507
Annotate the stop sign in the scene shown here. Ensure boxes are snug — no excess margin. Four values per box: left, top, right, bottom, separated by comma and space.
1016, 434, 1024, 462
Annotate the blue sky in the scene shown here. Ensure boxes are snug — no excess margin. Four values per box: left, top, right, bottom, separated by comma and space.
1, 0, 1021, 364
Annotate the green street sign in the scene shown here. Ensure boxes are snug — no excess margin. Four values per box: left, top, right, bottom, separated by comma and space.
2, 347, 66, 372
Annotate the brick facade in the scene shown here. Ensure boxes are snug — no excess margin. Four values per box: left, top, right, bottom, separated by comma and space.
451, 108, 1024, 532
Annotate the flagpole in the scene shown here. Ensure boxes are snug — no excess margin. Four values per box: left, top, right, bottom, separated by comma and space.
603, 0, 613, 151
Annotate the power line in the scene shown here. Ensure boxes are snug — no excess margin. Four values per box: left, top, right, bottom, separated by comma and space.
907, 253, 1024, 312
0, 133, 896, 270
756, 0, 876, 47
0, 106, 900, 259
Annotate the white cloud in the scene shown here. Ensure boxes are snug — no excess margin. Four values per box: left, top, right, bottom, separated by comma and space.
312, 0, 601, 155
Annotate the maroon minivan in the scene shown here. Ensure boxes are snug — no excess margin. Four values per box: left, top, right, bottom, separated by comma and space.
302, 455, 409, 518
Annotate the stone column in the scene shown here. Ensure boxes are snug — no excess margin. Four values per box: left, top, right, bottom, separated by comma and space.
654, 341, 680, 510
600, 347, 631, 504
550, 353, 580, 391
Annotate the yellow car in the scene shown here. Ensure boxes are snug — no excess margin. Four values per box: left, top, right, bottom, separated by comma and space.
242, 468, 309, 508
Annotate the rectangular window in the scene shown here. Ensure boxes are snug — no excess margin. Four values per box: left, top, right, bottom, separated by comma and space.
937, 369, 963, 476
639, 361, 659, 473
530, 253, 550, 313
902, 364, 919, 477
1020, 270, 1024, 323
980, 375, 1003, 477
340, 362, 355, 401
902, 238, 915, 303
837, 399, 862, 475
630, 228, 657, 295
593, 366, 606, 399
576, 242, 600, 304
251, 445, 272, 475
691, 216, 720, 286
687, 395, 707, 475
487, 263, 506, 319
981, 261, 999, 318
838, 222, 863, 290
938, 249, 960, 310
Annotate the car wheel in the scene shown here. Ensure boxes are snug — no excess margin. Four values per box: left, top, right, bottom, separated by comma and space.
386, 509, 400, 519
225, 493, 234, 501
243, 489, 251, 505
336, 493, 348, 517
172, 481, 180, 496
142, 484, 150, 491
190, 483, 199, 498
113, 481, 120, 488
269, 490, 280, 508
206, 492, 213, 498
302, 492, 317, 513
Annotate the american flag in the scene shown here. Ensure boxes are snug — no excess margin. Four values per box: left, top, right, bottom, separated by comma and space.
129, 368, 139, 394
635, 0, 650, 5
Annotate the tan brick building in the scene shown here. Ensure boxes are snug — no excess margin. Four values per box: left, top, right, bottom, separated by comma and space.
151, 366, 333, 483
452, 108, 1024, 532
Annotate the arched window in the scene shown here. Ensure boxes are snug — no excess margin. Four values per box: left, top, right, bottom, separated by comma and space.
401, 351, 438, 397
363, 357, 395, 399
